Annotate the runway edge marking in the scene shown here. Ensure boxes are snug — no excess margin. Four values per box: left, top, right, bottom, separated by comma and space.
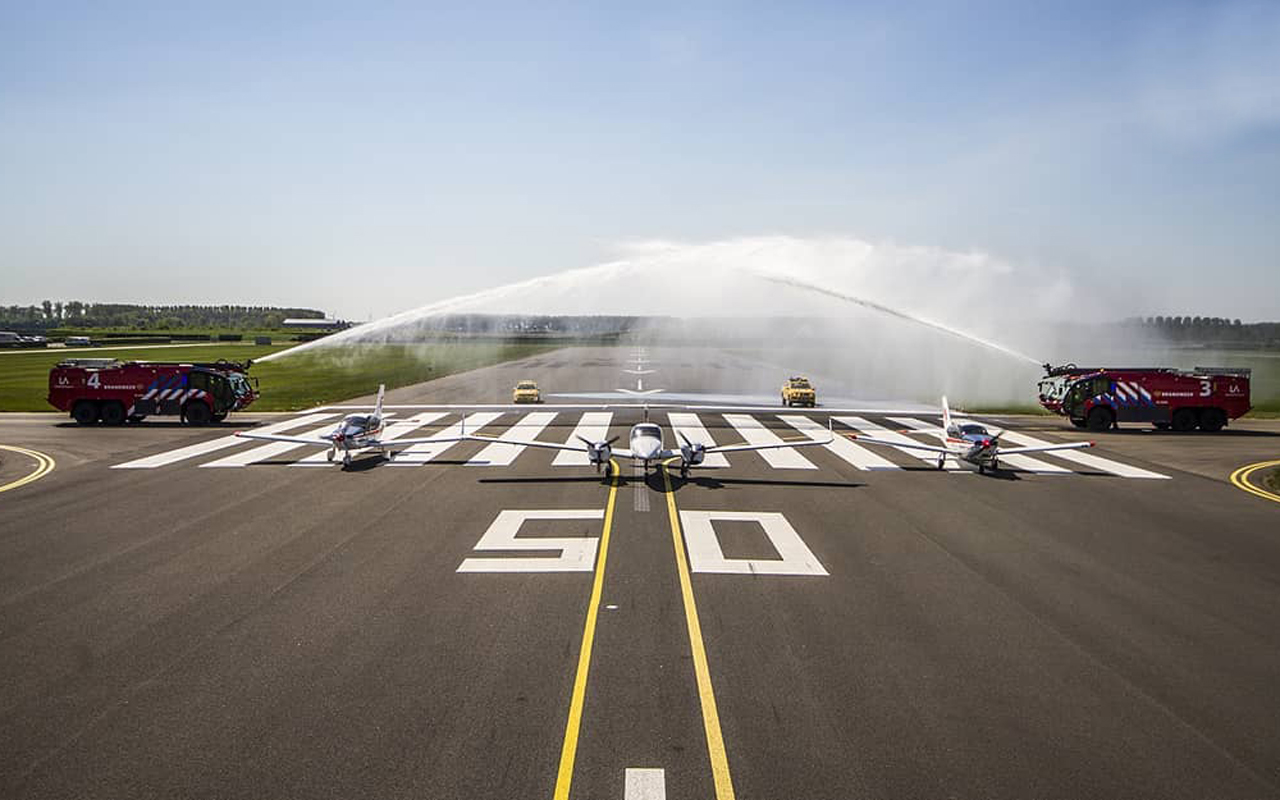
661, 464, 737, 800
553, 459, 622, 800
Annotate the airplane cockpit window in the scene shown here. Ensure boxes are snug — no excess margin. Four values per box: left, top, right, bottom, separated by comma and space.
635, 424, 661, 437
960, 424, 987, 435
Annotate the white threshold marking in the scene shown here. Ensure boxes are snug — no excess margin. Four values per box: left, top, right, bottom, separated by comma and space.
780, 414, 899, 470
997, 430, 1170, 479
389, 412, 503, 465
625, 768, 666, 800
199, 414, 397, 467
835, 416, 963, 470
290, 412, 448, 466
111, 413, 338, 469
889, 417, 1072, 475
553, 412, 613, 466
722, 414, 817, 469
667, 412, 729, 467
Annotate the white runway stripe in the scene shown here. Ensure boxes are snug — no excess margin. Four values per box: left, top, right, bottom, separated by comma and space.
290, 412, 448, 466
780, 414, 899, 470
112, 413, 338, 469
389, 412, 503, 465
667, 412, 729, 467
996, 430, 1171, 479
468, 412, 558, 466
553, 412, 613, 466
722, 414, 818, 469
836, 416, 963, 470
889, 417, 1072, 475
200, 414, 398, 468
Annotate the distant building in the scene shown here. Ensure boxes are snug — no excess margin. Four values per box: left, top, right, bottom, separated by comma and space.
281, 318, 353, 330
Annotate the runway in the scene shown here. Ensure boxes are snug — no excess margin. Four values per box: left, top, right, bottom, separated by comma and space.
2, 346, 1279, 799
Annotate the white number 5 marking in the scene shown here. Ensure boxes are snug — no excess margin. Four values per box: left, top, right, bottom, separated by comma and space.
458, 509, 603, 573
679, 510, 828, 576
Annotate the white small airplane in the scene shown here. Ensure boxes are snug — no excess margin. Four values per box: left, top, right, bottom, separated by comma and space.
845, 396, 1094, 474
464, 408, 835, 478
234, 385, 461, 466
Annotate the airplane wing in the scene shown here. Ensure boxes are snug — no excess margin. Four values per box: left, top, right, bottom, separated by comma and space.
373, 435, 466, 448
463, 434, 633, 460
997, 441, 1094, 456
235, 431, 334, 446
703, 436, 833, 454
842, 433, 953, 454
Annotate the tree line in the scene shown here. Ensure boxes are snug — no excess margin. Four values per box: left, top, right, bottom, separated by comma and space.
0, 302, 326, 330
1120, 316, 1280, 345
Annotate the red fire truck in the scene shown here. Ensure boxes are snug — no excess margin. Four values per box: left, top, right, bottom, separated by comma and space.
1038, 363, 1251, 432
48, 359, 259, 425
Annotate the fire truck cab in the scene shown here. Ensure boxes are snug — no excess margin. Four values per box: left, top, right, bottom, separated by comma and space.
48, 359, 259, 425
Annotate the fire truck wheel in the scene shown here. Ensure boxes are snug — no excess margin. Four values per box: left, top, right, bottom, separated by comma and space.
183, 402, 212, 426
72, 400, 99, 425
127, 415, 146, 423
1086, 407, 1113, 432
1199, 408, 1226, 432
99, 402, 126, 426
1171, 408, 1197, 432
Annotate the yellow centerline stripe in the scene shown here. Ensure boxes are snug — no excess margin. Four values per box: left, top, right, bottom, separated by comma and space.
552, 460, 621, 800
662, 463, 737, 800
0, 445, 56, 494
1229, 460, 1280, 506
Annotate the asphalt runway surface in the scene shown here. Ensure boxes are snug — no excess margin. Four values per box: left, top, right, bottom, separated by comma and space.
2, 346, 1279, 799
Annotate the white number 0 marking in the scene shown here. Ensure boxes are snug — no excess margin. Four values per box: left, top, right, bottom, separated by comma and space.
679, 510, 828, 576
457, 509, 603, 573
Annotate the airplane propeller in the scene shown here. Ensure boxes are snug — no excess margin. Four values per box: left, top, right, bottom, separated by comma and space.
578, 435, 620, 473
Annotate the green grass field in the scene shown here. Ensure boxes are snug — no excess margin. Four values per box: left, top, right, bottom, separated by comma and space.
1, 342, 560, 412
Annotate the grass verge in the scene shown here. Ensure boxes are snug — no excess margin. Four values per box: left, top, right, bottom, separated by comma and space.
1, 342, 560, 412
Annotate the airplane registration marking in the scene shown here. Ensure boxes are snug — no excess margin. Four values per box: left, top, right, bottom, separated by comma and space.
889, 417, 1072, 474
678, 510, 828, 576
111, 413, 339, 469
667, 412, 729, 468
467, 411, 558, 466
779, 414, 899, 470
290, 412, 448, 466
456, 509, 604, 572
834, 416, 963, 470
389, 412, 503, 465
553, 412, 613, 466
199, 414, 397, 468
721, 414, 817, 469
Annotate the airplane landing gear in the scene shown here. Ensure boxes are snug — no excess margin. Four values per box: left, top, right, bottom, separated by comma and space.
680, 464, 689, 479
342, 451, 353, 467
937, 455, 946, 470
327, 448, 336, 463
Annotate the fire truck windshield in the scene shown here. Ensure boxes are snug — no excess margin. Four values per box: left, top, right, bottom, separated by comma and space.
227, 373, 251, 397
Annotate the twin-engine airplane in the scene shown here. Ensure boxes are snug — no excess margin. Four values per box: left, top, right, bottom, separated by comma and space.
464, 410, 835, 478
845, 396, 1094, 474
235, 385, 460, 466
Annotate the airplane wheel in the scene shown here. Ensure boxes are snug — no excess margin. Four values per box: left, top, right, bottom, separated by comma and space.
978, 465, 984, 475
327, 449, 335, 462
991, 459, 999, 472
937, 456, 945, 470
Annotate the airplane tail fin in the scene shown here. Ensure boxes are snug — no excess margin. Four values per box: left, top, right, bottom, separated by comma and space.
941, 395, 952, 431
374, 384, 386, 419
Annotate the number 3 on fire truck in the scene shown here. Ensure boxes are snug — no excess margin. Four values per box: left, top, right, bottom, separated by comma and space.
87, 373, 100, 389
1200, 380, 1211, 397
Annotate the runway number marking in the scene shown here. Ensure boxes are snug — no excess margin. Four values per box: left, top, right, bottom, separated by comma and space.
679, 510, 829, 576
457, 509, 604, 573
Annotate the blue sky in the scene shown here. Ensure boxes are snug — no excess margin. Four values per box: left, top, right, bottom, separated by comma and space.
2, 0, 1277, 320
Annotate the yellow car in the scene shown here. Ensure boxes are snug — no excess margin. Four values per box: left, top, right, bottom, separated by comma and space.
512, 380, 542, 404
781, 376, 816, 407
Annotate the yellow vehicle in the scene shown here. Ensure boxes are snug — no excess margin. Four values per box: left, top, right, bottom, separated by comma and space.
781, 376, 816, 407
512, 380, 542, 404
